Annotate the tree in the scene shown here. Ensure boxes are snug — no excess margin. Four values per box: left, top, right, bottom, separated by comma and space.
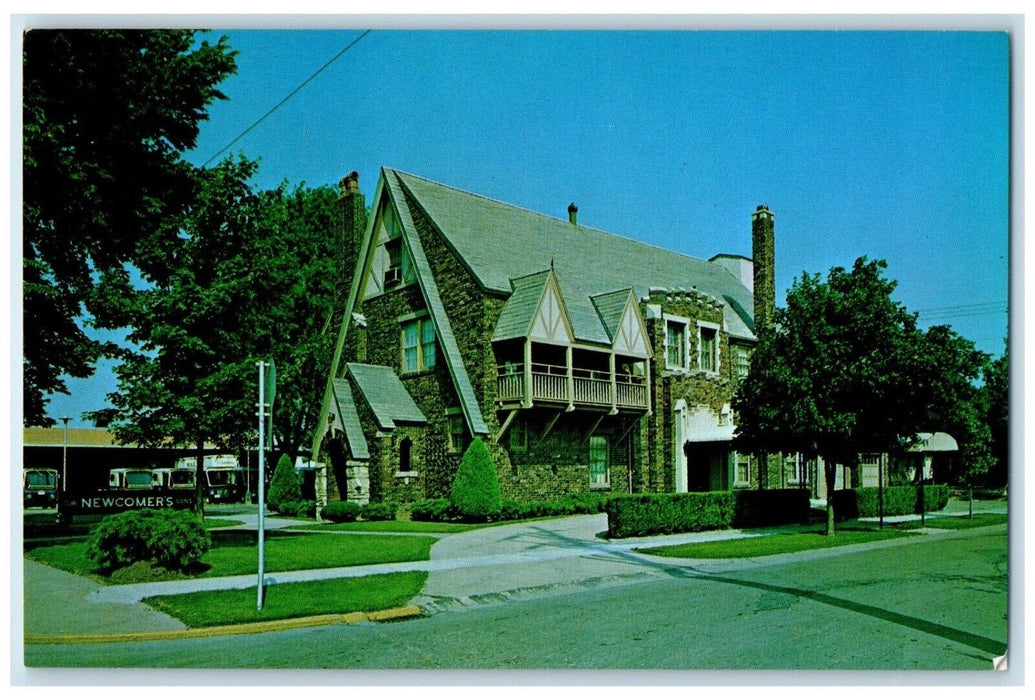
980, 343, 1009, 488
734, 258, 974, 535
450, 438, 503, 521
22, 29, 236, 424
90, 157, 340, 512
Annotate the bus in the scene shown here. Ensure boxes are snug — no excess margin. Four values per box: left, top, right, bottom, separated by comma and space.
23, 468, 59, 508
151, 467, 196, 490
108, 468, 154, 491
175, 454, 245, 503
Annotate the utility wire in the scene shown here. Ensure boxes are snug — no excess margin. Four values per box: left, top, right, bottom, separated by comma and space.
202, 29, 372, 167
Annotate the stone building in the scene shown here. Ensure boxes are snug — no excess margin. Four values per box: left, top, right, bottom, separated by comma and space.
311, 168, 779, 506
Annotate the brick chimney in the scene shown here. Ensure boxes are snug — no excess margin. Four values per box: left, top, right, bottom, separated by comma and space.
568, 202, 578, 225
751, 205, 775, 332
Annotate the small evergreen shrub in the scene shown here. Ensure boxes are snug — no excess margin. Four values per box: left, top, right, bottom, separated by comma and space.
733, 489, 811, 527
291, 500, 317, 518
360, 501, 397, 521
267, 454, 302, 512
87, 508, 210, 572
449, 438, 502, 521
410, 498, 453, 522
605, 492, 734, 538
321, 500, 362, 523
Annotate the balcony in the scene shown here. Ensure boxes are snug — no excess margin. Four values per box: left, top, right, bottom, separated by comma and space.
496, 362, 649, 411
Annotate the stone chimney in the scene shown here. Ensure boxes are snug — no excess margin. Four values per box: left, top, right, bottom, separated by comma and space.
751, 204, 775, 332
337, 171, 367, 284
568, 202, 578, 225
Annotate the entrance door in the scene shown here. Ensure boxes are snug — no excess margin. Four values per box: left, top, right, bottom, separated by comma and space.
685, 442, 729, 491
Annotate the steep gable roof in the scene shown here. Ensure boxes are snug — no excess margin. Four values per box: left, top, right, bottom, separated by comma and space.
392, 169, 756, 341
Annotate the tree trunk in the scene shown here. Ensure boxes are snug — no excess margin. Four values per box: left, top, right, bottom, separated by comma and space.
195, 440, 206, 517
824, 459, 837, 536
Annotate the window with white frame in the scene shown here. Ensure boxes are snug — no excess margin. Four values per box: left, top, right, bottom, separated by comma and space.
735, 452, 752, 487
589, 436, 609, 488
731, 344, 751, 381
698, 323, 719, 373
784, 453, 801, 485
665, 318, 687, 370
401, 317, 436, 374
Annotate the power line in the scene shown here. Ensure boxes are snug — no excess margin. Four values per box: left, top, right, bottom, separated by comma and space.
202, 29, 372, 167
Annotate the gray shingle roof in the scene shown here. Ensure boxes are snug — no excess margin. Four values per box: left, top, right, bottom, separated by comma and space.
346, 363, 428, 430
331, 378, 369, 460
392, 170, 756, 341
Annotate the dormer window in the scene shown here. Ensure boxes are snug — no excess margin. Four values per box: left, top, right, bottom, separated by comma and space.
384, 238, 403, 287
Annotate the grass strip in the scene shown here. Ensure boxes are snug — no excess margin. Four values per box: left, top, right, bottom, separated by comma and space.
144, 571, 427, 628
293, 520, 490, 534
893, 513, 1008, 530
203, 518, 244, 529
639, 528, 916, 559
25, 532, 436, 583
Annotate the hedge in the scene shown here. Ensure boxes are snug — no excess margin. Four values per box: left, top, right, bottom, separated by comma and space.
360, 501, 398, 521
733, 488, 811, 528
321, 500, 361, 523
833, 484, 950, 520
605, 492, 734, 538
409, 493, 610, 523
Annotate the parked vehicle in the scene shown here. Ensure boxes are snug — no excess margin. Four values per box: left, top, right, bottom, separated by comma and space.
23, 468, 59, 508
151, 467, 196, 490
108, 468, 154, 491
175, 454, 245, 503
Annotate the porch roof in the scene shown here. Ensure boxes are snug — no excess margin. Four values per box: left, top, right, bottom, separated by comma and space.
346, 363, 428, 430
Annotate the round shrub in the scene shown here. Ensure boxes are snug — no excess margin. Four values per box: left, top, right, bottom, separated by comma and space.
449, 438, 502, 521
267, 454, 301, 512
321, 500, 362, 523
360, 501, 397, 521
410, 498, 452, 522
87, 508, 211, 573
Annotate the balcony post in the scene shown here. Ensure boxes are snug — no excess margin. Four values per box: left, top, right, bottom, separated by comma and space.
566, 345, 575, 411
523, 339, 533, 408
609, 353, 618, 415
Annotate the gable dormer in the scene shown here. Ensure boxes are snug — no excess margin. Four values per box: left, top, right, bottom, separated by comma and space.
528, 271, 574, 345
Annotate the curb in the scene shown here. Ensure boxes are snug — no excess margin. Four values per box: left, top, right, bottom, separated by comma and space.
24, 605, 424, 645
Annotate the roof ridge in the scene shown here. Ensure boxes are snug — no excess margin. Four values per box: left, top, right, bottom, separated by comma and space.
387, 167, 722, 270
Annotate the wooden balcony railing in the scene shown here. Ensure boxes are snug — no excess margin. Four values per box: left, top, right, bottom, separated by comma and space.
496, 363, 648, 410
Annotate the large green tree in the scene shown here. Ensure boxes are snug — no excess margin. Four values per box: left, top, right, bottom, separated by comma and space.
733, 258, 982, 535
22, 29, 236, 425
980, 343, 1009, 488
91, 157, 339, 510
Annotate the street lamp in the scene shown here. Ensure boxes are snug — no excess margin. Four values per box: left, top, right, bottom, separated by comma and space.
61, 416, 71, 493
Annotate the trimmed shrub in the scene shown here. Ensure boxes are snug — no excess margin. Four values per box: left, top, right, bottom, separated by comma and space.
833, 484, 950, 520
733, 488, 811, 528
605, 492, 734, 538
86, 508, 210, 572
410, 498, 453, 522
267, 454, 302, 513
321, 500, 362, 523
449, 438, 502, 521
360, 501, 397, 521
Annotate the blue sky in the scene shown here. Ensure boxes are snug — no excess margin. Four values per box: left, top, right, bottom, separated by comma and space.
43, 28, 1011, 426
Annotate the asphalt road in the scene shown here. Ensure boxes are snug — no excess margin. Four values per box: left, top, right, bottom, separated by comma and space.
22, 525, 1008, 678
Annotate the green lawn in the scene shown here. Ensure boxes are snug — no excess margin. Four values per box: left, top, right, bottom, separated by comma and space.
893, 512, 1008, 530
294, 520, 491, 534
25, 531, 436, 583
145, 571, 427, 628
203, 518, 244, 529
639, 527, 916, 559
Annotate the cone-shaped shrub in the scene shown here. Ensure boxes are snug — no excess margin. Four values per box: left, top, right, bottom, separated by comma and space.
450, 438, 502, 521
267, 454, 302, 512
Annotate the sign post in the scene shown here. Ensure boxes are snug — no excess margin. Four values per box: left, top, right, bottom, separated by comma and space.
256, 360, 275, 611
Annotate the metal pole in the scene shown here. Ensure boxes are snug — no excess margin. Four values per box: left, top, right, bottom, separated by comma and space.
257, 362, 266, 611
61, 417, 70, 493
878, 453, 884, 530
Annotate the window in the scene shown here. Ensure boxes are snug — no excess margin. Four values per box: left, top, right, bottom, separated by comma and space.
384, 238, 403, 286
399, 437, 413, 473
698, 324, 718, 373
665, 319, 687, 369
508, 420, 528, 452
589, 436, 609, 488
784, 453, 801, 485
401, 317, 436, 374
447, 412, 468, 454
735, 453, 752, 487
731, 344, 751, 381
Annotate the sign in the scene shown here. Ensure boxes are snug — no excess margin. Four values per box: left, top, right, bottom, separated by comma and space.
60, 490, 196, 516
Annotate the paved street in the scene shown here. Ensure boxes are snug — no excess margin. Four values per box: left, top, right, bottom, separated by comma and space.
22, 521, 1008, 676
